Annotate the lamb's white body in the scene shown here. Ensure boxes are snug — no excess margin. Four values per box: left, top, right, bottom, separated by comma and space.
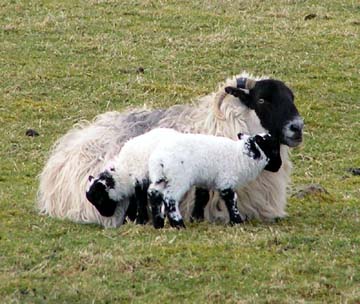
85, 128, 181, 227
108, 128, 180, 200
148, 132, 271, 227
149, 133, 267, 200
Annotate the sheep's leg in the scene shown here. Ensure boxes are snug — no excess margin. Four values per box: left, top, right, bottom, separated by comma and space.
163, 196, 185, 229
125, 195, 138, 222
147, 188, 165, 229
191, 187, 210, 222
219, 188, 244, 225
134, 181, 149, 225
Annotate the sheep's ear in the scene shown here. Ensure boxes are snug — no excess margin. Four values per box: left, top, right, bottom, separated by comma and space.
225, 86, 254, 109
237, 132, 244, 140
225, 86, 249, 97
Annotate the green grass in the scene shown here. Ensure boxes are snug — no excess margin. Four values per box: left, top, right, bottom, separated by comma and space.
0, 0, 359, 302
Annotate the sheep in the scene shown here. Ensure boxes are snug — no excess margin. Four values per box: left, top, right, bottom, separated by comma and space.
37, 71, 304, 227
148, 132, 281, 229
85, 128, 180, 226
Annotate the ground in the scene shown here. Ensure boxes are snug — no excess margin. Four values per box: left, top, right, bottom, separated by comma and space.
0, 0, 359, 303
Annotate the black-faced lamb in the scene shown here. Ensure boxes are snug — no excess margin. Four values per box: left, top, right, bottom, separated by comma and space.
148, 132, 281, 229
85, 128, 180, 226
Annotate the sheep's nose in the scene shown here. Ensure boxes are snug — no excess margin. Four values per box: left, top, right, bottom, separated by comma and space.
88, 175, 94, 182
289, 120, 304, 135
290, 124, 301, 132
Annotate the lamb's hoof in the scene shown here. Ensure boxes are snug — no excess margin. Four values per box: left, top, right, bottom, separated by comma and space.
190, 213, 204, 223
230, 214, 246, 225
153, 216, 165, 229
135, 217, 148, 225
169, 218, 186, 229
136, 213, 149, 225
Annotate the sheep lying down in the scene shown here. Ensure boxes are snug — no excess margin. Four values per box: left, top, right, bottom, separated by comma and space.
86, 128, 282, 229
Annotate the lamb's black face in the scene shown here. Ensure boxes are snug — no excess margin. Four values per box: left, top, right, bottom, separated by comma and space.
253, 134, 282, 172
86, 172, 117, 217
225, 79, 304, 147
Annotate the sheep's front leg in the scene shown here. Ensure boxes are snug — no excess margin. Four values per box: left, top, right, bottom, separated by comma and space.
126, 195, 138, 222
219, 188, 245, 225
134, 181, 149, 225
191, 187, 210, 222
163, 196, 185, 229
148, 187, 165, 229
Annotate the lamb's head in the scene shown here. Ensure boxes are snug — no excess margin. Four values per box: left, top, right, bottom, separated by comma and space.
225, 78, 304, 148
238, 132, 282, 172
86, 168, 126, 217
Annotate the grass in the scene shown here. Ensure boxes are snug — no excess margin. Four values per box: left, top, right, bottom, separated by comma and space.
0, 0, 359, 302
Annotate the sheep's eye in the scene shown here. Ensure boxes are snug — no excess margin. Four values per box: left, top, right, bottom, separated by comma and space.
258, 99, 265, 104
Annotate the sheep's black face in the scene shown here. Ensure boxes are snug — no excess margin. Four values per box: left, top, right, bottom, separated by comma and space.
86, 172, 118, 217
225, 79, 304, 147
254, 134, 282, 172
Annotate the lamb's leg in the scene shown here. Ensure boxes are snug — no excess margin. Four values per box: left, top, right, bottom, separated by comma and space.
219, 188, 245, 225
163, 196, 185, 229
125, 195, 138, 222
134, 181, 149, 225
147, 187, 165, 229
190, 187, 210, 222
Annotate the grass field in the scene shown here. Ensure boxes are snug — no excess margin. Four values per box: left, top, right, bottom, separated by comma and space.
1, 0, 359, 303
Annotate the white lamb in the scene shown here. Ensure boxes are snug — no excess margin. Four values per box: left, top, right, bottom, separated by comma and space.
148, 131, 282, 229
85, 128, 180, 227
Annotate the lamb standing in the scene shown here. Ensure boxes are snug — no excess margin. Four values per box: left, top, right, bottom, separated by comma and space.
85, 128, 181, 226
148, 132, 281, 229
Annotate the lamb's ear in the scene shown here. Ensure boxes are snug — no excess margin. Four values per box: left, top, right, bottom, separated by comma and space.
265, 134, 272, 140
265, 154, 282, 172
254, 135, 264, 145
